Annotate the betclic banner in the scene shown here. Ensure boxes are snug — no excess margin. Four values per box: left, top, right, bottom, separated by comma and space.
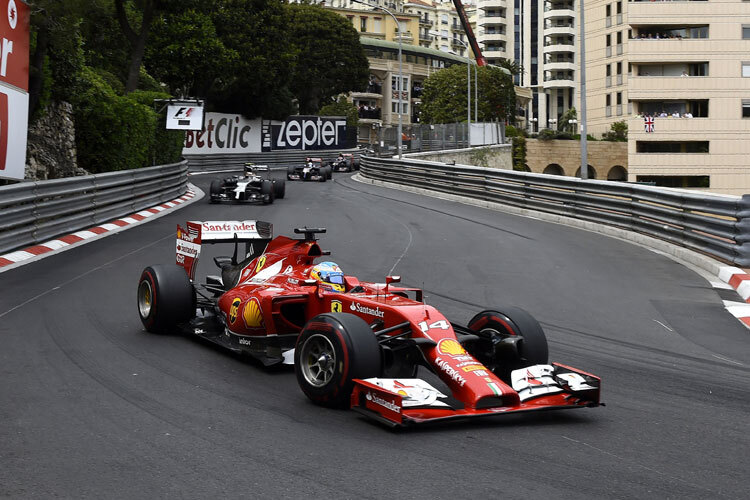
0, 0, 30, 181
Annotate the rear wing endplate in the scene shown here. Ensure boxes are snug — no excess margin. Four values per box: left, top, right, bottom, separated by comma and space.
176, 220, 273, 279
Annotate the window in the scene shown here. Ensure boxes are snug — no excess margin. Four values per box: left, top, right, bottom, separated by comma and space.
606, 65, 612, 77
606, 94, 611, 106
617, 1, 622, 14
606, 4, 611, 17
743, 25, 750, 39
616, 92, 622, 105
373, 18, 382, 32
616, 62, 622, 75
743, 62, 750, 77
360, 17, 367, 32
743, 100, 750, 118
636, 142, 709, 153
617, 31, 622, 44
606, 34, 611, 47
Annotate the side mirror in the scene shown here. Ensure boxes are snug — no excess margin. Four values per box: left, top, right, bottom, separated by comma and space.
302, 279, 319, 286
385, 275, 401, 293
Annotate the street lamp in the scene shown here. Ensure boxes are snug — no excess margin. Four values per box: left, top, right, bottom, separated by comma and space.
353, 0, 403, 158
568, 118, 578, 134
529, 117, 538, 134
578, 0, 589, 179
548, 118, 558, 129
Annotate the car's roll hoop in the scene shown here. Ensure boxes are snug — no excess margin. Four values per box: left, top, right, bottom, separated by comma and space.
294, 227, 326, 241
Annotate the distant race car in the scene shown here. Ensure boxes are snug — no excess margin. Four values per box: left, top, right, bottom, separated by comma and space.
137, 222, 602, 427
328, 153, 359, 172
287, 157, 332, 182
209, 164, 285, 204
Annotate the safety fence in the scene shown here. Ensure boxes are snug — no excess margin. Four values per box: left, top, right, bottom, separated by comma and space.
0, 161, 188, 255
360, 156, 750, 267
184, 149, 362, 173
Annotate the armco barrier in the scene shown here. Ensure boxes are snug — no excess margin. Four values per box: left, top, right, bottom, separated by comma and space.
0, 160, 188, 254
360, 156, 750, 267
184, 149, 362, 173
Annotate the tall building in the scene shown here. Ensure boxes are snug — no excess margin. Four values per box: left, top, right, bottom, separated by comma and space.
584, 0, 750, 195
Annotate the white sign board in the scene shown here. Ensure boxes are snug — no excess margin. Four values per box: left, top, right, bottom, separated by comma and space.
183, 113, 262, 154
0, 0, 30, 181
166, 103, 204, 131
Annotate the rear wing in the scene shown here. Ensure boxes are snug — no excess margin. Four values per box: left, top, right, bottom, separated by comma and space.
176, 220, 273, 279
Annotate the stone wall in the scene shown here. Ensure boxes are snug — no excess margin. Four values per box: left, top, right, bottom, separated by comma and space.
25, 101, 86, 181
525, 139, 628, 180
406, 144, 513, 170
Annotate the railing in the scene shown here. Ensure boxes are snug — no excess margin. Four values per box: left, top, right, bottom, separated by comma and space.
359, 156, 750, 266
0, 161, 188, 254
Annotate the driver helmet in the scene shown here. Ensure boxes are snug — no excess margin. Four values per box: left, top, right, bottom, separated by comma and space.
243, 164, 254, 177
310, 261, 345, 292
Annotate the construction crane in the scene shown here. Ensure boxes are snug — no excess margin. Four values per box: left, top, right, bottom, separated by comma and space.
451, 0, 487, 66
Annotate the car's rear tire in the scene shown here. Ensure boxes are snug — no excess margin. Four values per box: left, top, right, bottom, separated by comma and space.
273, 178, 286, 199
318, 171, 326, 182
295, 313, 382, 407
209, 180, 222, 203
261, 179, 274, 204
467, 307, 548, 380
324, 166, 332, 179
287, 165, 295, 180
137, 265, 194, 333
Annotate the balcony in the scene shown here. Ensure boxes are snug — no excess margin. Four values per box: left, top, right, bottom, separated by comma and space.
545, 61, 575, 72
452, 24, 465, 33
419, 19, 433, 27
544, 25, 575, 37
480, 32, 507, 42
543, 76, 575, 89
543, 43, 575, 54
478, 0, 508, 10
544, 9, 575, 21
629, 39, 711, 62
483, 46, 507, 55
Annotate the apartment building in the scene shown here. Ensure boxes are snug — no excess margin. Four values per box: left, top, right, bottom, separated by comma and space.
585, 0, 750, 195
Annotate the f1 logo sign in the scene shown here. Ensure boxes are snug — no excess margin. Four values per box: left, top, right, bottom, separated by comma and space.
0, 92, 7, 170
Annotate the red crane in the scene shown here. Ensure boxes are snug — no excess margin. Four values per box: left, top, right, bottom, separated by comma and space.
451, 0, 487, 66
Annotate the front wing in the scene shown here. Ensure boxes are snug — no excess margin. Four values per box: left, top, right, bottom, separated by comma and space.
350, 363, 601, 427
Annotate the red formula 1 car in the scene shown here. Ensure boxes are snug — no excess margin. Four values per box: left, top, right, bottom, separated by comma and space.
137, 221, 601, 427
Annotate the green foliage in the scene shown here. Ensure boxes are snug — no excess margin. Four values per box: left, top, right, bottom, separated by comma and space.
505, 124, 527, 138
421, 64, 515, 124
537, 128, 557, 141
512, 136, 527, 171
318, 98, 359, 127
70, 68, 181, 173
602, 120, 628, 141
558, 107, 577, 133
285, 3, 369, 114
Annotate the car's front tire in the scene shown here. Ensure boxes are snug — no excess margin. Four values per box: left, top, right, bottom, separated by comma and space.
261, 179, 274, 204
137, 265, 195, 333
295, 313, 382, 407
209, 180, 222, 203
466, 307, 548, 381
273, 178, 286, 199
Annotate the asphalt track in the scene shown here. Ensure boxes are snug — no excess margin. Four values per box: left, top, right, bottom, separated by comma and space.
1, 172, 748, 499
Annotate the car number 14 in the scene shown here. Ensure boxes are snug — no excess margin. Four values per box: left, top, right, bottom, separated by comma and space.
418, 320, 451, 332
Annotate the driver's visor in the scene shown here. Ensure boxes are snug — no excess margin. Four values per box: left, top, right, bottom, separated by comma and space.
323, 272, 344, 285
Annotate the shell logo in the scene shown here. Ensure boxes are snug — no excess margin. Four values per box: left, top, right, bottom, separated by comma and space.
437, 338, 467, 357
229, 298, 241, 324
243, 297, 264, 328
255, 255, 266, 273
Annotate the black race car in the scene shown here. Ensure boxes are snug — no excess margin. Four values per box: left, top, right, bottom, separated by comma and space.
287, 157, 332, 182
210, 164, 285, 204
329, 153, 359, 172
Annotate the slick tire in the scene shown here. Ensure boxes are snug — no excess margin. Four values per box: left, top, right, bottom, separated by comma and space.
287, 165, 295, 180
137, 265, 194, 333
467, 307, 548, 378
324, 166, 333, 180
209, 180, 222, 204
273, 178, 286, 199
295, 313, 382, 408
261, 179, 274, 204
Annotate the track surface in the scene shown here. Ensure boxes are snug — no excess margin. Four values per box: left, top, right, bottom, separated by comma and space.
1, 173, 748, 499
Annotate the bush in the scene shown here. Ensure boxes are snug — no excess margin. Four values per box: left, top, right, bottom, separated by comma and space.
537, 128, 557, 141
512, 136, 526, 171
71, 67, 181, 173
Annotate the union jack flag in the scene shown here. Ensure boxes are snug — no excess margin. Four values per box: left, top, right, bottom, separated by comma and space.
644, 116, 655, 133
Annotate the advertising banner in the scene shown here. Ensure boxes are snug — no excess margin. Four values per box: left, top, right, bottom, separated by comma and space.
0, 0, 30, 181
264, 115, 356, 152
183, 113, 262, 154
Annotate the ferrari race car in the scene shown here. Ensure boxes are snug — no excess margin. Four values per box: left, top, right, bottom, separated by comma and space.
328, 153, 359, 173
287, 157, 332, 182
209, 164, 285, 204
137, 221, 601, 427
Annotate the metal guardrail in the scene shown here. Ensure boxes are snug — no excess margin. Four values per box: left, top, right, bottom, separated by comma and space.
0, 160, 188, 254
360, 156, 750, 267
184, 149, 363, 173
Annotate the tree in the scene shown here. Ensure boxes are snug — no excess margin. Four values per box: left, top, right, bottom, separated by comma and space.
420, 64, 515, 124
602, 120, 628, 141
318, 97, 359, 127
145, 8, 237, 98
285, 3, 369, 114
558, 107, 577, 133
114, 0, 157, 92
207, 0, 296, 119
